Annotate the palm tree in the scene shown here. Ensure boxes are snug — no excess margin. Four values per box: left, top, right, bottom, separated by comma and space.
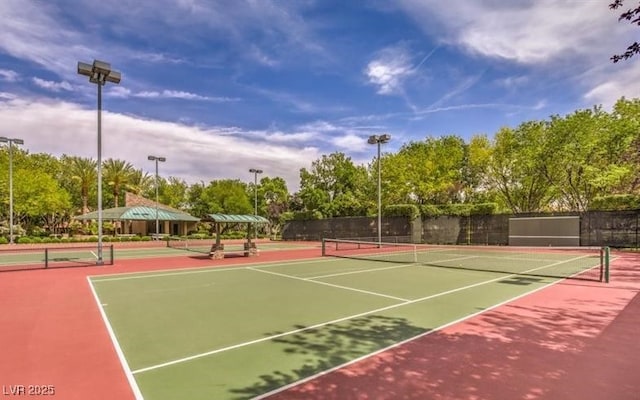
127, 169, 154, 195
102, 158, 135, 208
65, 156, 97, 215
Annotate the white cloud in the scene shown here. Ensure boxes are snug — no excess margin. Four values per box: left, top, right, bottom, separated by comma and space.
365, 45, 416, 95
0, 1, 94, 80
263, 131, 314, 143
106, 88, 238, 102
0, 95, 318, 191
32, 77, 73, 92
332, 134, 368, 152
397, 0, 631, 65
394, 1, 637, 110
583, 64, 640, 107
0, 69, 19, 82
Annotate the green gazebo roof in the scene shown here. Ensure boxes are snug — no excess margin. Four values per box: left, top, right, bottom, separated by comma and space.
204, 213, 270, 224
75, 206, 199, 222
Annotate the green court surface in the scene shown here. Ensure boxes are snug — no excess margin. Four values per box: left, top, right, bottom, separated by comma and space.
89, 247, 604, 399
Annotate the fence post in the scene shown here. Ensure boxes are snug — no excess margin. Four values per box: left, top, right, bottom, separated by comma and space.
45, 248, 48, 269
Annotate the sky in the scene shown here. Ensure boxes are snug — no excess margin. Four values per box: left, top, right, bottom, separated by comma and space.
0, 0, 638, 192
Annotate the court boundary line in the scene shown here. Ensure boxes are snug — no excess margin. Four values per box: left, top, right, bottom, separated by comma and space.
87, 277, 144, 400
248, 267, 411, 301
129, 254, 589, 375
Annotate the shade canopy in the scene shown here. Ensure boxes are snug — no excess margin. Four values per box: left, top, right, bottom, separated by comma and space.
75, 206, 199, 222
203, 213, 269, 224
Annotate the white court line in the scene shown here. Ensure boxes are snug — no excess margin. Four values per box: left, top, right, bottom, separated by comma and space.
248, 267, 410, 302
307, 255, 477, 280
89, 256, 332, 282
87, 277, 144, 400
130, 254, 589, 376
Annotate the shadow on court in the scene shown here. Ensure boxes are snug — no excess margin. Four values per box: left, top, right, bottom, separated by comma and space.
228, 315, 426, 399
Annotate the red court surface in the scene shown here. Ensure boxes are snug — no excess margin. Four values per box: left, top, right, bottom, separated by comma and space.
0, 245, 638, 400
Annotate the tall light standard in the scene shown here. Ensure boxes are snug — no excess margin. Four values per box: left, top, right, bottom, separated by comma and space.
77, 60, 121, 265
0, 137, 24, 244
249, 168, 263, 238
368, 134, 391, 245
148, 155, 166, 239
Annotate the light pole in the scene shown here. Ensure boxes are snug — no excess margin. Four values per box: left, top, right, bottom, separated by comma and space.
148, 155, 166, 239
77, 60, 121, 265
368, 134, 391, 245
249, 168, 263, 239
0, 137, 24, 244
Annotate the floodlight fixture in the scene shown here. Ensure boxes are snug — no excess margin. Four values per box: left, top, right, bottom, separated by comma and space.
77, 60, 121, 85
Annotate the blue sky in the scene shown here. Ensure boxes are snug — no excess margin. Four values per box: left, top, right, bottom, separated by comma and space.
0, 0, 638, 192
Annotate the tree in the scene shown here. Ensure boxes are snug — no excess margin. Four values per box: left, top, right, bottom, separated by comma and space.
11, 169, 72, 233
186, 182, 208, 218
201, 179, 252, 215
486, 123, 553, 212
60, 156, 96, 215
381, 136, 468, 205
160, 176, 189, 210
610, 0, 640, 62
298, 152, 369, 217
128, 169, 154, 196
102, 158, 135, 208
256, 176, 290, 237
544, 106, 635, 211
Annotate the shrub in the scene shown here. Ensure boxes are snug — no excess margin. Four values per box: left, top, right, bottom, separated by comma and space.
17, 237, 33, 244
130, 236, 142, 241
590, 194, 640, 211
0, 237, 7, 245
420, 205, 443, 217
292, 210, 323, 220
383, 204, 420, 219
141, 236, 151, 241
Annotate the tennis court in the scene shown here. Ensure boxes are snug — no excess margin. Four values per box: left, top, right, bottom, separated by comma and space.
89, 242, 607, 399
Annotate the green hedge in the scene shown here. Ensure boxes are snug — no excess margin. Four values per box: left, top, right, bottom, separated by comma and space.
383, 204, 420, 219
590, 194, 640, 211
420, 203, 499, 217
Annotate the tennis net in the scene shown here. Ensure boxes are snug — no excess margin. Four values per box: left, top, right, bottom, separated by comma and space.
321, 238, 609, 282
166, 237, 212, 254
0, 245, 114, 271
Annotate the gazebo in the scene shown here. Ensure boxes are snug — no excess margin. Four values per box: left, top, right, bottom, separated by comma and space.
74, 206, 199, 237
201, 213, 270, 258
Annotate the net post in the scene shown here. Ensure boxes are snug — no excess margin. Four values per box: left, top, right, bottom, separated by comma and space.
604, 246, 610, 283
45, 248, 48, 269
599, 248, 604, 282
321, 238, 326, 256
110, 244, 114, 265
